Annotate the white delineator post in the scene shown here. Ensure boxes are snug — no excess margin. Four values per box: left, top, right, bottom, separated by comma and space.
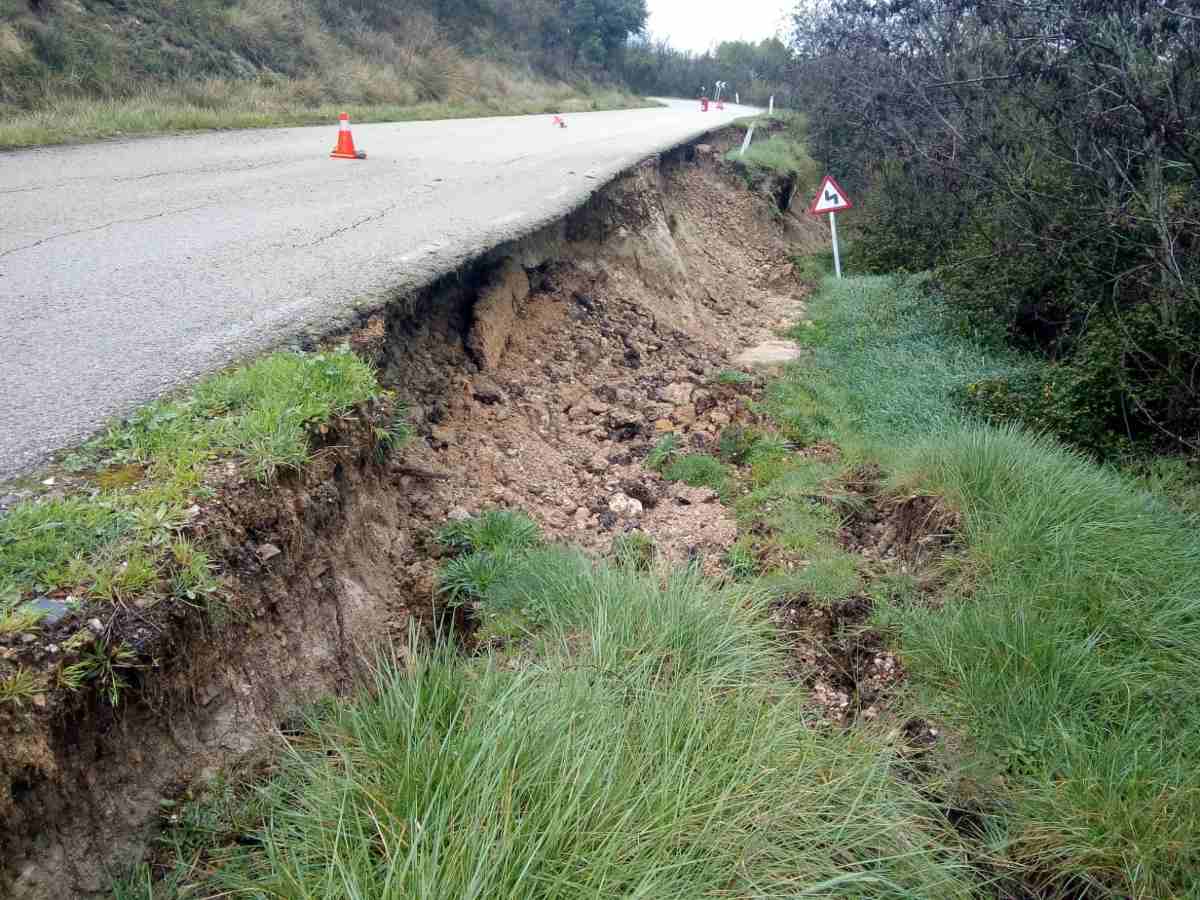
769, 96, 775, 116
739, 124, 755, 157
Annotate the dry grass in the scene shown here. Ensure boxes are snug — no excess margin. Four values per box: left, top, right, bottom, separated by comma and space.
0, 75, 647, 150
0, 0, 649, 149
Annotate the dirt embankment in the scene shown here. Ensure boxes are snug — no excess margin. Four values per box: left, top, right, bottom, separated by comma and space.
0, 135, 822, 898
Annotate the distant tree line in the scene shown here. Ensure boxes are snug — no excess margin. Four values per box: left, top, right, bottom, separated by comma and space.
621, 37, 796, 106
791, 0, 1200, 456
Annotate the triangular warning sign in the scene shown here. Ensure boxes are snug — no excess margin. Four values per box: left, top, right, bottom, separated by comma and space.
809, 175, 853, 214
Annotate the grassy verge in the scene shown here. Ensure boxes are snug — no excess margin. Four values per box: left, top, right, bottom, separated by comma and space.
764, 275, 1200, 896
724, 111, 818, 180
0, 82, 649, 150
119, 511, 979, 899
0, 349, 385, 632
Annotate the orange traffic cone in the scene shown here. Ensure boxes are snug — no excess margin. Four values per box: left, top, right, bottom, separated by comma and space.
330, 113, 366, 160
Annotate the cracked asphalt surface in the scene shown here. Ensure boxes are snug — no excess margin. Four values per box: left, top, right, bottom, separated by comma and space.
0, 99, 756, 480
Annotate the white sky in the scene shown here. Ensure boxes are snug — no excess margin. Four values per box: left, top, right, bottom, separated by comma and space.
646, 0, 791, 53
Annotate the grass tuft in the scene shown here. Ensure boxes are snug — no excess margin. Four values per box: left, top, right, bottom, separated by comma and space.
0, 667, 42, 706
644, 433, 680, 472
662, 454, 730, 491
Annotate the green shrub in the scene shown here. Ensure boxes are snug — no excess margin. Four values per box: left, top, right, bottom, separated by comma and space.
437, 509, 542, 556
644, 434, 679, 472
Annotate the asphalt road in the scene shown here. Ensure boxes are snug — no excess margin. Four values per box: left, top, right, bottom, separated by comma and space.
0, 98, 756, 480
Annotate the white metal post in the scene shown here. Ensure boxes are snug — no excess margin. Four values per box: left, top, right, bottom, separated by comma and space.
739, 124, 755, 156
769, 96, 774, 116
829, 211, 842, 279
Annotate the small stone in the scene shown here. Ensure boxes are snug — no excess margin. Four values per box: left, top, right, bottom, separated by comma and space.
256, 543, 282, 562
471, 376, 507, 405
447, 506, 471, 522
672, 405, 697, 426
431, 425, 456, 446
560, 385, 588, 408
46, 644, 59, 655
506, 448, 520, 459
31, 694, 47, 709
608, 493, 644, 518
21, 633, 36, 644
654, 419, 675, 433
659, 382, 694, 405
28, 597, 71, 625
586, 399, 611, 415
709, 411, 731, 427
586, 451, 611, 474
87, 618, 104, 635
41, 477, 55, 487
674, 485, 719, 505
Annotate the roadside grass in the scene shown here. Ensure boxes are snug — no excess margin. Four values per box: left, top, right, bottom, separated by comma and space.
0, 349, 380, 613
765, 274, 1200, 896
138, 516, 981, 899
0, 82, 650, 150
725, 111, 818, 181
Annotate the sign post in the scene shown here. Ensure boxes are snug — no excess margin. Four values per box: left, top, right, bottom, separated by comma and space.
808, 175, 853, 279
769, 96, 774, 116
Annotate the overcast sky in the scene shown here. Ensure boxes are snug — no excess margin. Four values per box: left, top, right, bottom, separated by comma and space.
646, 0, 792, 52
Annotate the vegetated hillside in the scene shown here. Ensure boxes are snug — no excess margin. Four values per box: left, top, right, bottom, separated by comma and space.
790, 0, 1200, 474
0, 0, 649, 147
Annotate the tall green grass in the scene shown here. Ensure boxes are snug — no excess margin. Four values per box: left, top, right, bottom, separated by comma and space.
142, 545, 979, 898
767, 274, 1200, 896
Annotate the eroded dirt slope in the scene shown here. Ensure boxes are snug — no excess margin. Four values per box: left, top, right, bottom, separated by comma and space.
1, 136, 822, 898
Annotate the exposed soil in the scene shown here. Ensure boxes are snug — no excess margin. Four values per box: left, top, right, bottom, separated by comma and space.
1, 132, 828, 898
772, 466, 963, 726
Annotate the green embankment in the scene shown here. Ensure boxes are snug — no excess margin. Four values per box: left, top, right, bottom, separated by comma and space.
768, 275, 1200, 896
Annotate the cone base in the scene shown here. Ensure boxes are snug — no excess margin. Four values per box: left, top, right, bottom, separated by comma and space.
330, 151, 360, 159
